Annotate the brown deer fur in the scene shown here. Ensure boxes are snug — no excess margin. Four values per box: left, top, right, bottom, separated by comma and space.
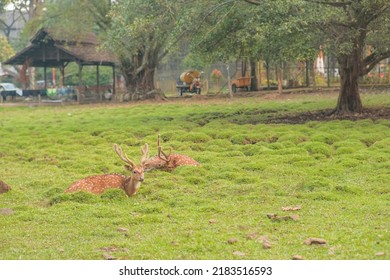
65, 144, 148, 196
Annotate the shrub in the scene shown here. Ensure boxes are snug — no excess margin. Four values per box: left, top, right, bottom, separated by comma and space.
298, 141, 333, 157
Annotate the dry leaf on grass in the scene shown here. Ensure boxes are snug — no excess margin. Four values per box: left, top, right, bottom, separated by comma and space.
262, 243, 272, 249
267, 213, 300, 221
246, 232, 259, 240
228, 238, 239, 244
304, 238, 327, 245
233, 251, 246, 257
292, 255, 304, 260
103, 253, 117, 260
99, 246, 118, 252
259, 236, 272, 249
0, 208, 13, 215
117, 227, 129, 233
282, 206, 302, 211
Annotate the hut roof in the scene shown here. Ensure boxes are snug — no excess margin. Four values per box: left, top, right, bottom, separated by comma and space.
4, 28, 117, 67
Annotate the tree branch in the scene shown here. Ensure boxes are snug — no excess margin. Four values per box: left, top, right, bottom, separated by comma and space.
303, 0, 352, 8
363, 3, 390, 27
361, 50, 390, 76
242, 0, 262, 5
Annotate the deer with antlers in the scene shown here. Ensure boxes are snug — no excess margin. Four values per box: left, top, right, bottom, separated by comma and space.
143, 135, 200, 172
65, 143, 150, 196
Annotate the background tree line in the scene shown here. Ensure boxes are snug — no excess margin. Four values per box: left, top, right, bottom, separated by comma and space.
1, 0, 390, 114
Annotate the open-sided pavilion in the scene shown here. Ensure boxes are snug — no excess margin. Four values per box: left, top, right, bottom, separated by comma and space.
4, 28, 117, 101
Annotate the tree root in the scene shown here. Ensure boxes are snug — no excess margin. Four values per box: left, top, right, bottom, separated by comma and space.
130, 89, 168, 101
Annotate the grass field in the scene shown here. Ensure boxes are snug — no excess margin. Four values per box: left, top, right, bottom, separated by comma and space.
0, 92, 389, 260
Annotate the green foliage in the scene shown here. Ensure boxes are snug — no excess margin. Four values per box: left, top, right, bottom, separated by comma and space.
0, 93, 389, 259
0, 35, 14, 62
190, 0, 320, 64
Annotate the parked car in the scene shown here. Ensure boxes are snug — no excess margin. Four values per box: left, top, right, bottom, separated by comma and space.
0, 83, 23, 100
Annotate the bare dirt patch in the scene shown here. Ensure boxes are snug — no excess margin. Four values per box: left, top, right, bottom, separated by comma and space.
265, 107, 390, 124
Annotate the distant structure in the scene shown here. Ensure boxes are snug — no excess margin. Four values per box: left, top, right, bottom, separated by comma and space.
4, 28, 118, 100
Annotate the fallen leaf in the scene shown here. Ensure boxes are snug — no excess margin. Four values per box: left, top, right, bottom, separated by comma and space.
117, 227, 129, 233
262, 241, 272, 249
267, 213, 277, 220
290, 214, 300, 221
282, 206, 302, 211
375, 252, 386, 257
247, 232, 258, 240
304, 238, 327, 245
259, 236, 272, 249
100, 246, 118, 252
228, 238, 239, 244
238, 225, 250, 231
103, 253, 117, 260
209, 219, 217, 224
292, 255, 304, 260
233, 251, 246, 257
0, 208, 13, 215
267, 213, 300, 221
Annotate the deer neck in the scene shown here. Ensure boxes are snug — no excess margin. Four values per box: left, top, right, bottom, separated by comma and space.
122, 176, 142, 196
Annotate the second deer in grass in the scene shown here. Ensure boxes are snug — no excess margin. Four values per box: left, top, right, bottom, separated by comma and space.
143, 135, 200, 172
65, 143, 149, 196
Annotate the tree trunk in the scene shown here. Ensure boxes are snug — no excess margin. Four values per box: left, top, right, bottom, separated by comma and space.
226, 64, 233, 98
266, 61, 270, 89
335, 53, 363, 114
250, 59, 257, 91
276, 62, 283, 94
120, 56, 165, 100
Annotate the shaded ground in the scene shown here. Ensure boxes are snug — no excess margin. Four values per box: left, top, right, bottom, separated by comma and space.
265, 107, 390, 124
2, 88, 390, 124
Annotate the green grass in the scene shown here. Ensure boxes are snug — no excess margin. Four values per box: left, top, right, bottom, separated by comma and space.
0, 92, 389, 260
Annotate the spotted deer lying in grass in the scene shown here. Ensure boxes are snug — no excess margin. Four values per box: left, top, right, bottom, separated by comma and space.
143, 135, 200, 172
65, 143, 149, 196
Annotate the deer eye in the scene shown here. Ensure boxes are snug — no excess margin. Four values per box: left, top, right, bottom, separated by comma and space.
133, 170, 137, 174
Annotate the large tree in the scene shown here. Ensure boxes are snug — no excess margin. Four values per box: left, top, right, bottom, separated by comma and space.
190, 0, 320, 93
242, 0, 390, 114
307, 0, 390, 114
104, 0, 188, 100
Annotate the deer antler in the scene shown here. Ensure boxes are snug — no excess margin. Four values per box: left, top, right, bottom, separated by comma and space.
114, 144, 136, 169
140, 143, 149, 165
157, 135, 171, 162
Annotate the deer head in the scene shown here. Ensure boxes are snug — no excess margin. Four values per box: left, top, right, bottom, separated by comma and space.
142, 135, 200, 172
114, 143, 149, 183
66, 143, 151, 196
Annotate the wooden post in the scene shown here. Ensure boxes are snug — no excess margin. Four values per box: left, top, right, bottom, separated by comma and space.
305, 60, 309, 87
78, 63, 83, 104
112, 65, 116, 97
59, 65, 65, 87
97, 65, 101, 102
327, 55, 330, 87
226, 64, 233, 98
44, 66, 47, 90
266, 61, 270, 90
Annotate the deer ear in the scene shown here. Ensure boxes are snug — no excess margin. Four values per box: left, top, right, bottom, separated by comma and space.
124, 164, 132, 171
